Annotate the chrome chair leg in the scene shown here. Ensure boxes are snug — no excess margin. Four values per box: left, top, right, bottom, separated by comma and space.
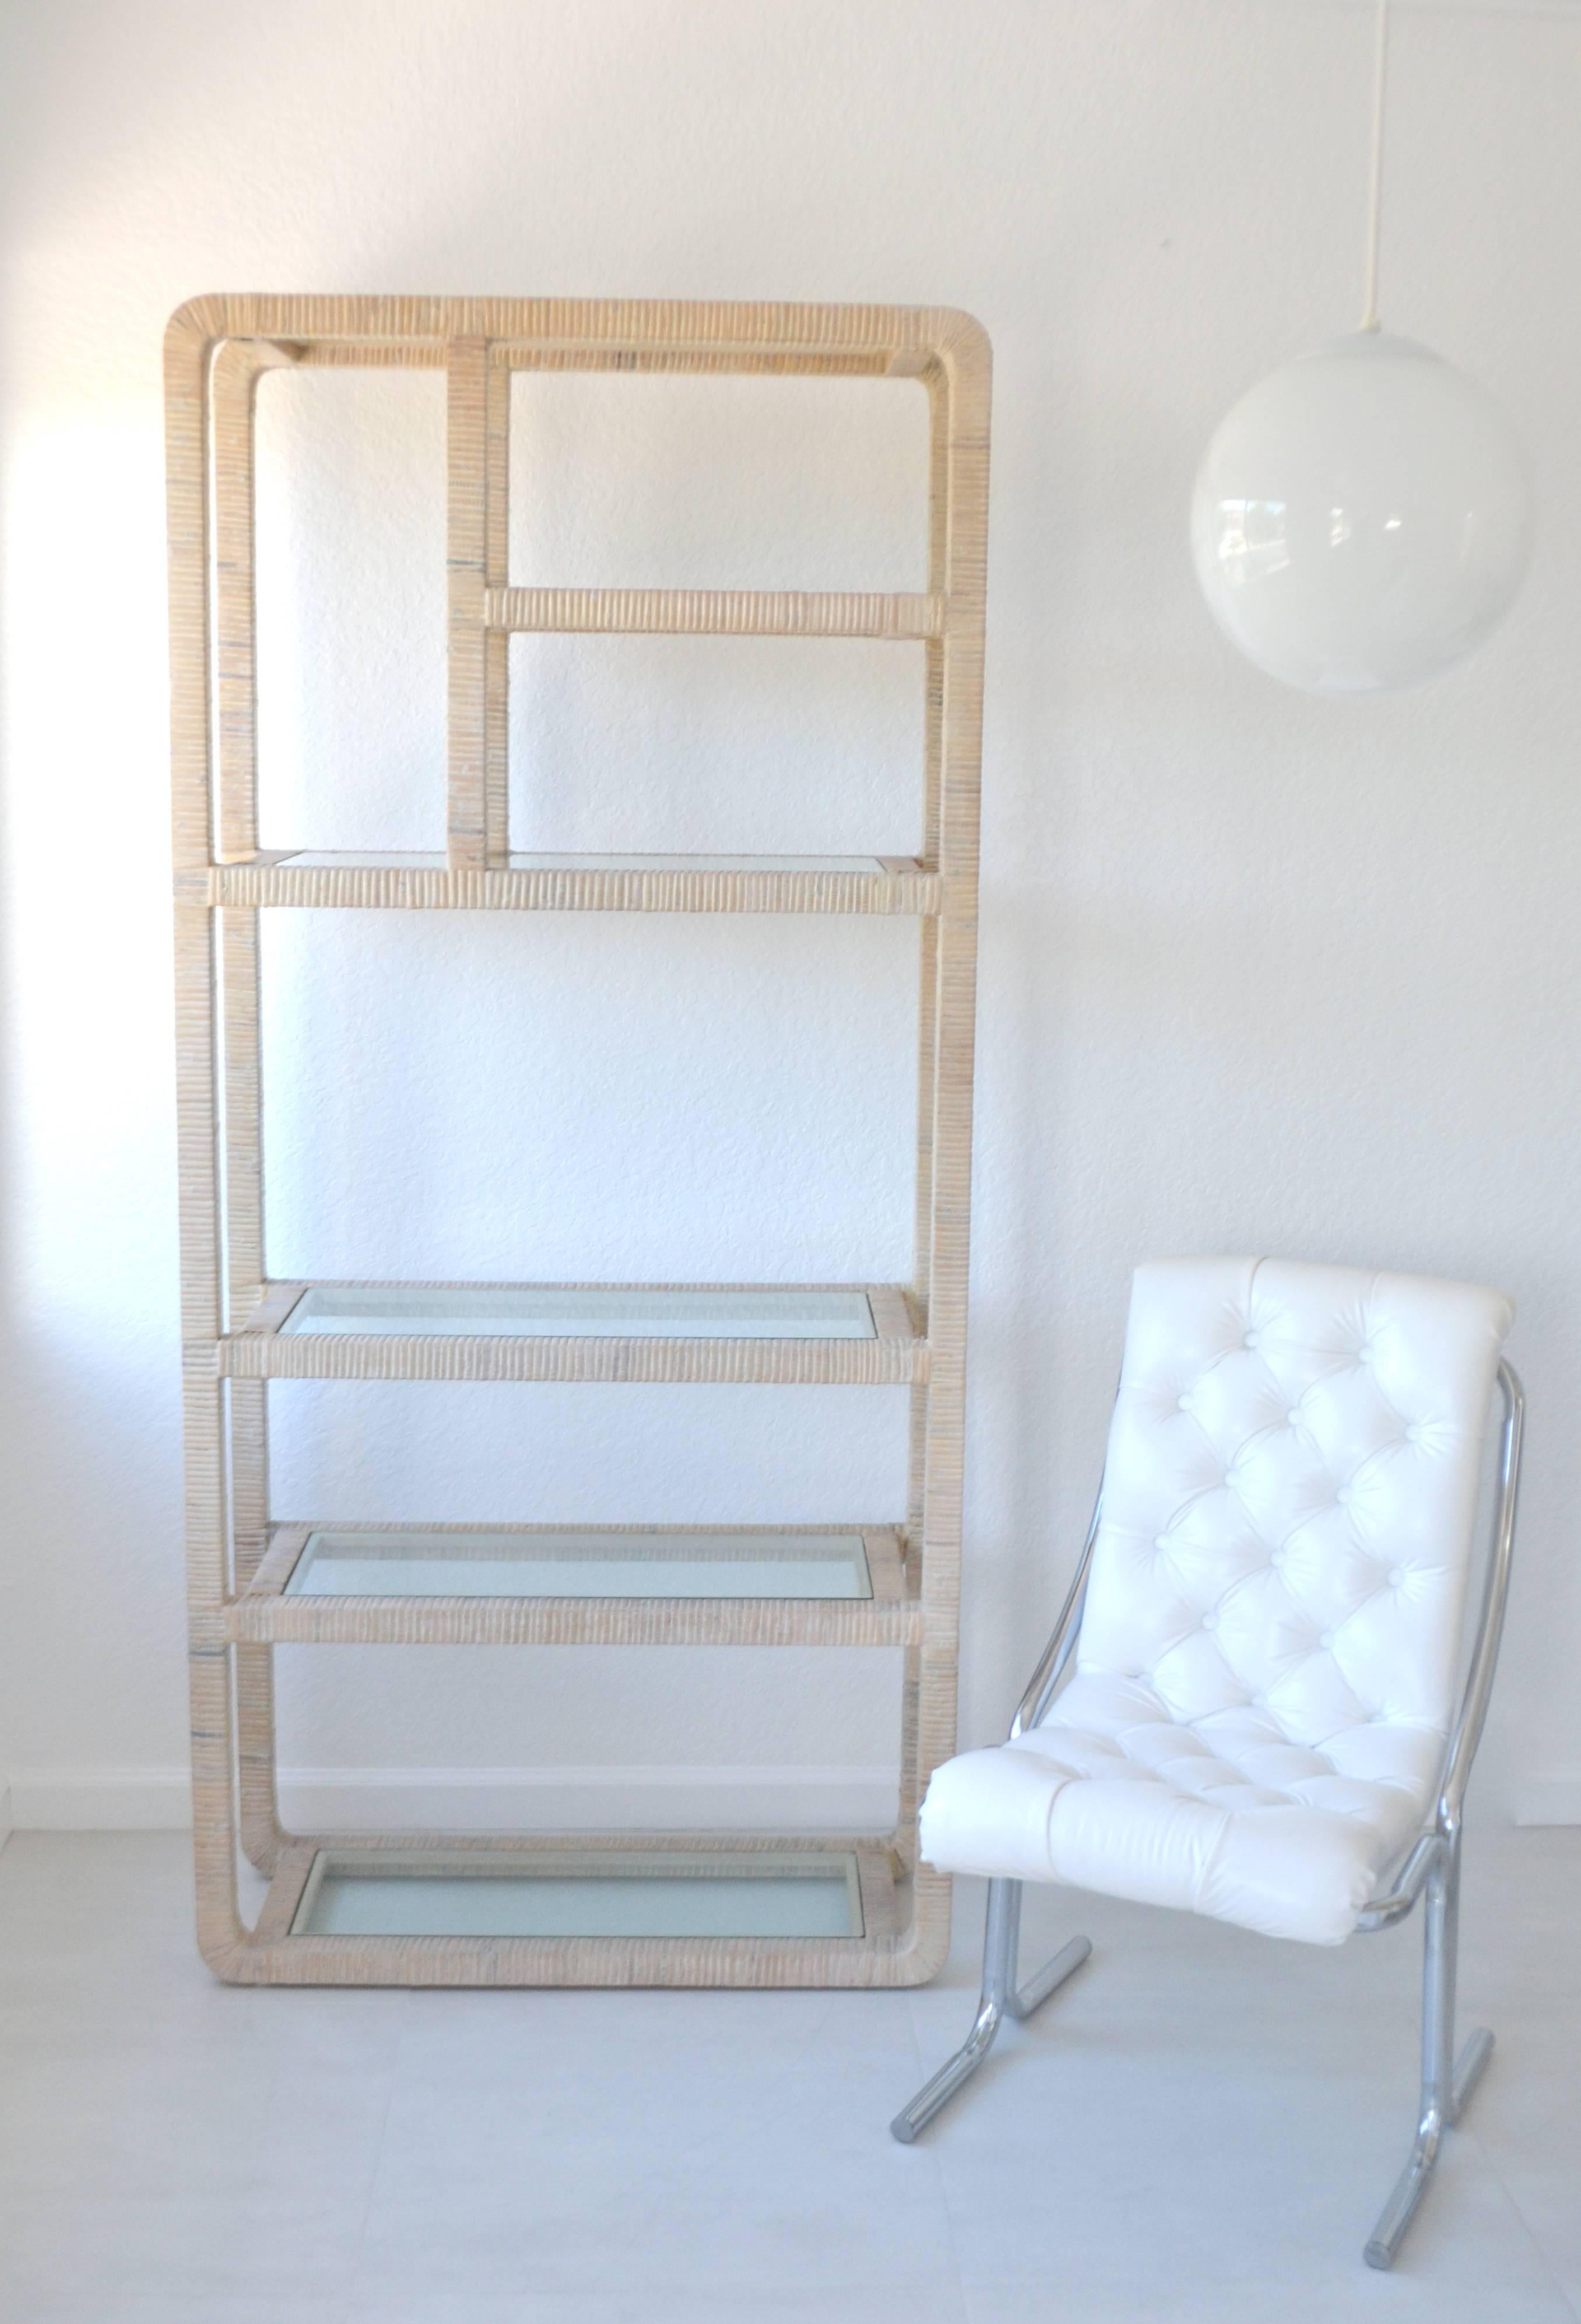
891, 1879, 1091, 2144
1010, 1930, 1094, 2021
1364, 1835, 1494, 2270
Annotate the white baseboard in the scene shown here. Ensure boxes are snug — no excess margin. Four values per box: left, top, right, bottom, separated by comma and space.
7, 1768, 193, 1830
12, 1764, 1575, 1837
1514, 1774, 1581, 1826
3, 1764, 900, 1835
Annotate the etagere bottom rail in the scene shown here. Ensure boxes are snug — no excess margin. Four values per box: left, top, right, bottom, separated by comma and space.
203, 1831, 950, 1988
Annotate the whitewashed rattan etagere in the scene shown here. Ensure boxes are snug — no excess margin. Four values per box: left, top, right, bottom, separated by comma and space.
166, 295, 990, 1987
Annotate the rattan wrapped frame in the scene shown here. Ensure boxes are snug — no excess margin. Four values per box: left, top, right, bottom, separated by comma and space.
166, 296, 990, 1987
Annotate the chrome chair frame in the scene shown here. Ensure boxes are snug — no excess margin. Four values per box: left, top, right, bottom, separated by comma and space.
891, 1361, 1525, 2273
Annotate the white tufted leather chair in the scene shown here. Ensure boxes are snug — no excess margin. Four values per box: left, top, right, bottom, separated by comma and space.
892, 1256, 1524, 2271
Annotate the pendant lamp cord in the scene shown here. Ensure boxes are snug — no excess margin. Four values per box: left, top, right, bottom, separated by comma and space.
1361, 0, 1390, 330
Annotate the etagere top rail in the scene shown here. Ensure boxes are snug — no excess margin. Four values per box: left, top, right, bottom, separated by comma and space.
166, 289, 984, 363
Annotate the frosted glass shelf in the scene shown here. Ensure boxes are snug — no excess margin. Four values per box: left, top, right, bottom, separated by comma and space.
284, 1528, 874, 1599
278, 851, 890, 872
292, 1848, 865, 1940
279, 1286, 878, 1339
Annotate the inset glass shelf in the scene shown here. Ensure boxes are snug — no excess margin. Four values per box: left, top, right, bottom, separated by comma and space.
279, 1286, 878, 1339
278, 851, 890, 872
291, 1848, 865, 1940
284, 1529, 874, 1600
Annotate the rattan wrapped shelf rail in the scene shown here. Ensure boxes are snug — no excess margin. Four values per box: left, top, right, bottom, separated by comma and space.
192, 854, 949, 916
166, 294, 989, 1988
225, 1524, 920, 1650
238, 1834, 903, 1990
209, 1279, 927, 1386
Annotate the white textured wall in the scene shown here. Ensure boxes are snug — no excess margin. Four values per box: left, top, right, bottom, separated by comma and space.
2, 0, 1579, 1835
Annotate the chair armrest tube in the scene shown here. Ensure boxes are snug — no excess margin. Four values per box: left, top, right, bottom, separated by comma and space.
1357, 1363, 1522, 1935
1436, 1360, 1524, 1836
1355, 1832, 1446, 1932
1009, 1493, 1102, 1740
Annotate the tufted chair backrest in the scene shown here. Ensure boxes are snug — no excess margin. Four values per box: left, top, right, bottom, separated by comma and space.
1077, 1258, 1515, 1774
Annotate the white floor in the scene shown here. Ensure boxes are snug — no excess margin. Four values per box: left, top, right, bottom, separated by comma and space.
0, 1828, 1576, 2323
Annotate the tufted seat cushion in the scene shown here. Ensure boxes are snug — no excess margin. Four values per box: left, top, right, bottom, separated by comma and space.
919, 1257, 1515, 1946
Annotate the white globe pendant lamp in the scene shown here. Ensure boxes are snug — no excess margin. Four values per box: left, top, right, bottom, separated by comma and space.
1191, 0, 1532, 697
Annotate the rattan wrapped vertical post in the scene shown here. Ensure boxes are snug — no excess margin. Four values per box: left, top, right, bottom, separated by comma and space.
166, 297, 990, 1986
